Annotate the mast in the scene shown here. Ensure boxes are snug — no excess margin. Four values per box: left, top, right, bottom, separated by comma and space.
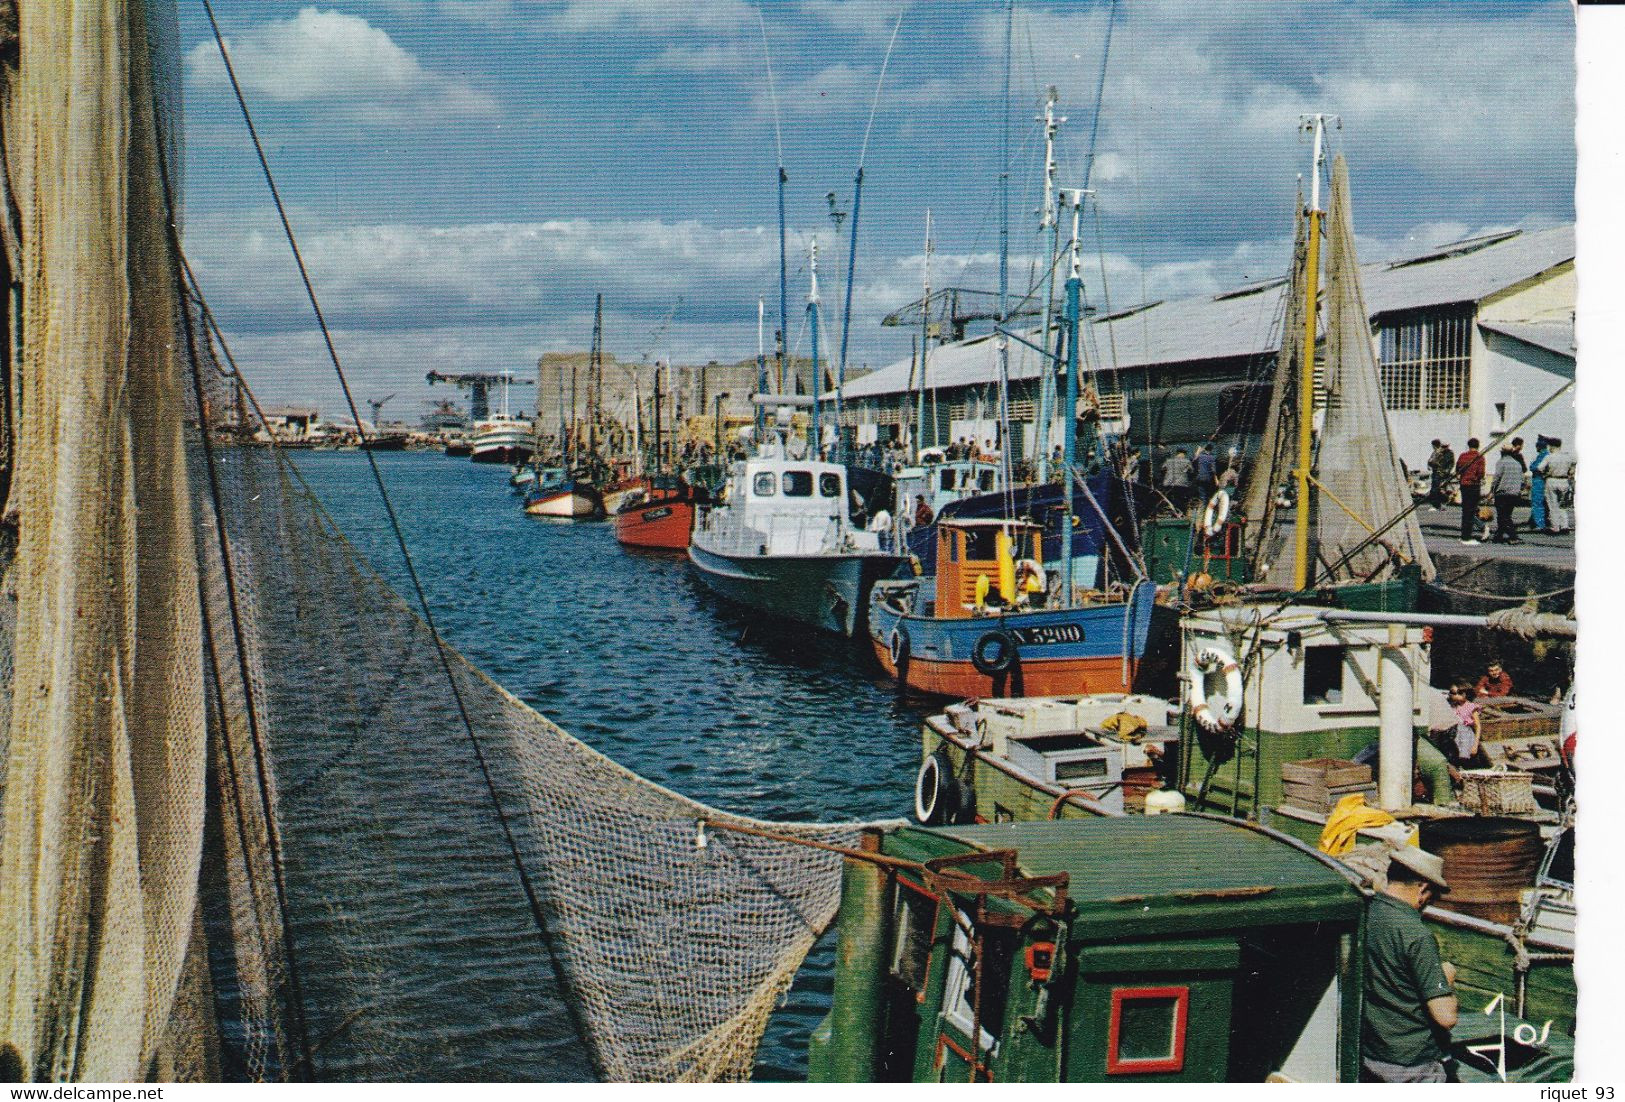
1034, 87, 1063, 482
915, 208, 933, 459
1060, 189, 1085, 608
652, 361, 663, 471
755, 298, 768, 442
807, 238, 824, 457
834, 170, 863, 465
589, 292, 603, 460
778, 166, 790, 397
568, 362, 578, 468
1293, 114, 1328, 592
994, 0, 1013, 487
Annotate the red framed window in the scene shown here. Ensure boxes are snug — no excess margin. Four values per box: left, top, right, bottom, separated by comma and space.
1106, 985, 1189, 1075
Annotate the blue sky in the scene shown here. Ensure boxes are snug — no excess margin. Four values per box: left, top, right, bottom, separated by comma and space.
177, 0, 1577, 420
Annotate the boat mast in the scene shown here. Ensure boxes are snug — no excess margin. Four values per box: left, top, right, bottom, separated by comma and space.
589, 292, 603, 461
807, 238, 824, 457
1293, 114, 1328, 592
915, 208, 932, 459
1060, 188, 1085, 608
1034, 87, 1063, 482
994, 0, 1014, 489
652, 361, 663, 471
755, 297, 768, 442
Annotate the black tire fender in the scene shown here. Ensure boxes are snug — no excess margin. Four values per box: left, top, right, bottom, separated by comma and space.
970, 629, 1018, 676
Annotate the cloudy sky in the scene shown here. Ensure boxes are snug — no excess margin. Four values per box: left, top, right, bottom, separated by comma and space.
177, 0, 1578, 420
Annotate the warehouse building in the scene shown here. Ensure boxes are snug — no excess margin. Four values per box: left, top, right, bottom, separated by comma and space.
835, 224, 1574, 475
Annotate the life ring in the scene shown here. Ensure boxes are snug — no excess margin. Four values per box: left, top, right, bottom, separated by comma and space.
888, 625, 910, 668
971, 629, 1018, 676
915, 748, 954, 824
1188, 643, 1243, 732
1200, 490, 1230, 537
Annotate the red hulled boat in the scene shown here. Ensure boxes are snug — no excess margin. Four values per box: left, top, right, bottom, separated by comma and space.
612, 475, 706, 550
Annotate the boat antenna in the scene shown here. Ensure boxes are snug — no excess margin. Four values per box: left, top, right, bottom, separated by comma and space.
1293, 113, 1332, 591
756, 8, 791, 402
833, 6, 906, 465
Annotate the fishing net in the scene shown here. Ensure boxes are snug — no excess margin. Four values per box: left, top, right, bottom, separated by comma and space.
1246, 159, 1434, 588
1314, 156, 1433, 583
0, 0, 875, 1083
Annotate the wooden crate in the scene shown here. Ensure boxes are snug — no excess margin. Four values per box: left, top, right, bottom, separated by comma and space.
1281, 757, 1372, 788
1477, 697, 1561, 744
1281, 780, 1377, 814
1459, 769, 1537, 816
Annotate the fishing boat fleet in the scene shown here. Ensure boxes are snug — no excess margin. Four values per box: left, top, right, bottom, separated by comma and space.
528, 115, 1578, 1081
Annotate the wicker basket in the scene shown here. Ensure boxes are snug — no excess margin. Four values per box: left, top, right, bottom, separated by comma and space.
1459, 768, 1537, 816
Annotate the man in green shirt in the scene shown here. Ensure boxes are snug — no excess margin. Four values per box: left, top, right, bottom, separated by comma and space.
1361, 847, 1459, 1082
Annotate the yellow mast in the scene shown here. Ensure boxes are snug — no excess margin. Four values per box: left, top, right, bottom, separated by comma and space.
1293, 115, 1329, 592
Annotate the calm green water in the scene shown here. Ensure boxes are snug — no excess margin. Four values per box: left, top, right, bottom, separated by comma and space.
289, 450, 931, 1080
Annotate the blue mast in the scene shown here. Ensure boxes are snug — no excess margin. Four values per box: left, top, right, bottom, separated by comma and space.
1060, 190, 1083, 608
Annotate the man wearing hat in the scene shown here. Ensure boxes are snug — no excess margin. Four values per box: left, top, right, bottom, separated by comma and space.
1361, 847, 1459, 1082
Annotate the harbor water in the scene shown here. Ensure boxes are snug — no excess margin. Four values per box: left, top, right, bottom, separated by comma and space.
290, 450, 931, 1080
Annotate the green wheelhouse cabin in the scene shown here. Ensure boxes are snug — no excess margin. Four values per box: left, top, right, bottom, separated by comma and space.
809, 816, 1368, 1083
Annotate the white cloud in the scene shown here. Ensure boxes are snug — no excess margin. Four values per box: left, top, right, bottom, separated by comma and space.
539, 0, 757, 34
751, 61, 956, 119
186, 7, 499, 123
639, 42, 757, 75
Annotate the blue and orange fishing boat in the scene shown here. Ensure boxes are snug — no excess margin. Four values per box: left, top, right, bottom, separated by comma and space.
868, 517, 1157, 698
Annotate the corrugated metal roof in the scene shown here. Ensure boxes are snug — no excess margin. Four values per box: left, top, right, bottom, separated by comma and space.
1479, 318, 1576, 358
838, 224, 1574, 402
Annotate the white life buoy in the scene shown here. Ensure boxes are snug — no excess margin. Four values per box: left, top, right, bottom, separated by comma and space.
1188, 644, 1243, 732
1200, 491, 1230, 537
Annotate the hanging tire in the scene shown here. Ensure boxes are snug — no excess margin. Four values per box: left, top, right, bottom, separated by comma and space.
914, 749, 954, 825
970, 629, 1018, 676
888, 625, 910, 669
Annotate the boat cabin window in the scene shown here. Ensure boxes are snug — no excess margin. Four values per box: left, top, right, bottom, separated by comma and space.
963, 528, 1000, 561
888, 883, 936, 993
942, 911, 1015, 1055
1302, 646, 1345, 705
819, 472, 842, 498
782, 470, 813, 497
978, 469, 995, 491
1106, 986, 1189, 1075
753, 472, 777, 497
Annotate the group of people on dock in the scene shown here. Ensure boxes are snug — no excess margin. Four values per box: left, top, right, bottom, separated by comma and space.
1428, 435, 1573, 545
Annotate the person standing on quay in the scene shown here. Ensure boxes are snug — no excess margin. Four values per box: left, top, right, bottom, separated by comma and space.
1455, 439, 1486, 545
1528, 437, 1551, 532
1491, 437, 1526, 544
1542, 437, 1574, 533
1427, 439, 1454, 510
